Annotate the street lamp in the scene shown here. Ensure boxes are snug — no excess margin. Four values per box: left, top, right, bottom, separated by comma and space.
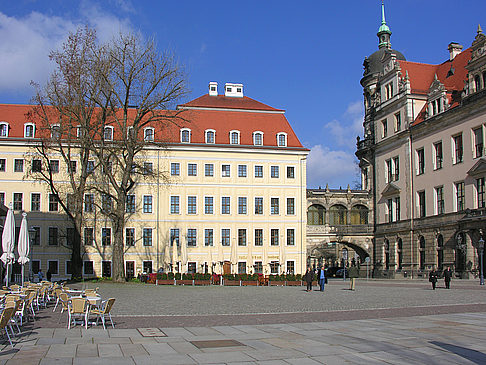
479, 236, 484, 286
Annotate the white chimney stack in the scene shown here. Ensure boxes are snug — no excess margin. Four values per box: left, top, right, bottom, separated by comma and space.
224, 83, 244, 97
448, 42, 463, 60
209, 82, 218, 96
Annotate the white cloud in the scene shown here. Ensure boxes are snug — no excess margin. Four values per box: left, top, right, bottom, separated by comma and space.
324, 100, 363, 147
307, 144, 359, 189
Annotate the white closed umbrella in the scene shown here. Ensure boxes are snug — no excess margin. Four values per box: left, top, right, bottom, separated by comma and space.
218, 241, 224, 274
208, 244, 213, 274
1, 204, 16, 287
172, 241, 178, 273
17, 212, 30, 286
247, 241, 253, 274
163, 243, 171, 271
231, 240, 237, 274
181, 241, 188, 273
279, 240, 286, 275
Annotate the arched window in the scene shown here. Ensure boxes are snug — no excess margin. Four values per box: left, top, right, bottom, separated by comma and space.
329, 204, 347, 225
51, 124, 61, 139
350, 204, 368, 224
205, 129, 215, 144
180, 129, 191, 143
437, 234, 444, 270
0, 122, 9, 137
104, 126, 114, 141
419, 236, 426, 270
24, 123, 35, 138
230, 130, 240, 145
253, 131, 263, 146
144, 127, 154, 142
397, 238, 403, 270
307, 204, 325, 225
276, 132, 287, 147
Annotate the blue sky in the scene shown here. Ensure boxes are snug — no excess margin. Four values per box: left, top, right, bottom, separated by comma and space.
1, 0, 485, 188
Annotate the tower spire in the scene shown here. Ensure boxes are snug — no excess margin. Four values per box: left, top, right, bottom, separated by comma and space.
377, 0, 392, 49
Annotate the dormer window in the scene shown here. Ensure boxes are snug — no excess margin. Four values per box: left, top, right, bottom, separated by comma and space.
429, 97, 443, 117
277, 132, 287, 147
181, 128, 191, 143
384, 82, 394, 100
205, 129, 215, 144
24, 123, 35, 138
0, 122, 9, 137
103, 126, 114, 141
51, 125, 61, 139
253, 131, 263, 146
230, 130, 240, 145
144, 127, 154, 142
475, 75, 482, 92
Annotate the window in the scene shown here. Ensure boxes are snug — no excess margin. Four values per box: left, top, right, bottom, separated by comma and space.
181, 129, 190, 143
187, 229, 196, 247
393, 157, 399, 181
395, 197, 400, 221
84, 228, 94, 246
68, 160, 77, 174
286, 198, 295, 215
271, 229, 279, 246
49, 160, 59, 174
394, 112, 401, 132
287, 166, 295, 178
385, 159, 392, 183
435, 186, 444, 214
271, 198, 279, 215
329, 205, 347, 225
350, 205, 368, 224
48, 261, 59, 275
453, 134, 463, 164
31, 261, 40, 276
171, 162, 180, 176
387, 199, 393, 223
238, 165, 247, 177
455, 181, 465, 212
221, 197, 230, 214
0, 192, 4, 206
255, 197, 263, 214
188, 262, 196, 274
254, 261, 263, 274
170, 228, 180, 246
187, 196, 197, 214
170, 196, 180, 214
238, 197, 247, 214
188, 163, 197, 176
31, 193, 40, 211
286, 261, 295, 275
102, 194, 112, 213
434, 142, 443, 170
238, 262, 246, 274
205, 164, 214, 177
0, 122, 8, 137
384, 82, 393, 100
255, 229, 263, 246
204, 196, 213, 214
13, 193, 23, 211
253, 132, 263, 146
143, 195, 153, 213
307, 204, 325, 225
205, 130, 215, 144
126, 228, 135, 246
277, 133, 287, 147
230, 130, 240, 144
48, 227, 58, 246
84, 194, 94, 213
271, 166, 279, 178
143, 228, 153, 246
416, 148, 425, 175
66, 227, 75, 247
204, 229, 213, 246
419, 236, 426, 270
14, 159, 23, 173
418, 191, 426, 218
144, 127, 154, 142
30, 159, 41, 173
222, 164, 230, 177
381, 119, 388, 138
255, 165, 263, 178
65, 260, 73, 275
87, 160, 95, 174
103, 126, 113, 141
477, 177, 485, 208
238, 229, 247, 246
474, 127, 483, 158
83, 261, 94, 275
143, 162, 153, 175
0, 159, 5, 171
221, 229, 230, 246
102, 227, 111, 246
126, 194, 135, 213
31, 226, 40, 246
287, 229, 295, 246
270, 262, 279, 274
143, 261, 152, 274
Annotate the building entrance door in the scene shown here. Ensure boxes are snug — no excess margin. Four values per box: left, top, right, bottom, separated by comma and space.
126, 261, 135, 279
223, 261, 231, 275
102, 261, 111, 278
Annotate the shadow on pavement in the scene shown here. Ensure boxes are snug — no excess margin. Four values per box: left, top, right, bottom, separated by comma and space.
430, 341, 486, 364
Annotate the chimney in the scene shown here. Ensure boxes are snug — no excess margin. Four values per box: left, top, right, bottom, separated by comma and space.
448, 42, 463, 60
224, 83, 244, 97
208, 82, 218, 96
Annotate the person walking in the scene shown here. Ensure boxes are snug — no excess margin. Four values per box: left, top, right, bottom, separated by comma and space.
443, 266, 452, 289
429, 266, 438, 290
303, 267, 314, 292
348, 263, 359, 291
317, 265, 326, 292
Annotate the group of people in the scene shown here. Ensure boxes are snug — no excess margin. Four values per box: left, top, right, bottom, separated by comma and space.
303, 264, 360, 292
429, 266, 453, 290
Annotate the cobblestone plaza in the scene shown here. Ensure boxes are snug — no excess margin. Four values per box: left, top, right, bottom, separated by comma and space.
1, 279, 485, 364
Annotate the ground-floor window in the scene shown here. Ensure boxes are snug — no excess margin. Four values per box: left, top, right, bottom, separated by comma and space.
48, 260, 59, 275
143, 260, 152, 274
188, 262, 196, 274
66, 261, 72, 275
83, 261, 94, 275
31, 260, 40, 276
254, 261, 263, 274
102, 261, 111, 277
125, 261, 135, 279
270, 261, 279, 274
238, 262, 246, 274
286, 261, 295, 275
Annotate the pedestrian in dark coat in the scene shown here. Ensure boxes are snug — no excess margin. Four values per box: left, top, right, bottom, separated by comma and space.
429, 267, 438, 290
303, 267, 314, 292
443, 266, 452, 289
46, 269, 52, 282
316, 266, 326, 291
348, 264, 359, 291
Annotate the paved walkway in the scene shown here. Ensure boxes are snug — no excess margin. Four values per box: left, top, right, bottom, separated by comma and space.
0, 279, 485, 364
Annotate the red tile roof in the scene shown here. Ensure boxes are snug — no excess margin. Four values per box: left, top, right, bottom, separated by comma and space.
179, 94, 284, 112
